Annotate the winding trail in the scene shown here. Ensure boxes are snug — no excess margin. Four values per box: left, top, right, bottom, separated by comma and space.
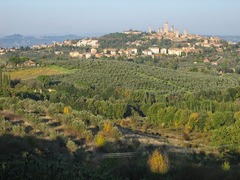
116, 125, 196, 154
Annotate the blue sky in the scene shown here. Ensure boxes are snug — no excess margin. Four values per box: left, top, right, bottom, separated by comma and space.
1, 0, 240, 36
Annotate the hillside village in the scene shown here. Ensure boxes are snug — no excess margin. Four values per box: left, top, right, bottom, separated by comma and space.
39, 22, 225, 59
0, 23, 224, 52
65, 22, 224, 59
0, 22, 239, 68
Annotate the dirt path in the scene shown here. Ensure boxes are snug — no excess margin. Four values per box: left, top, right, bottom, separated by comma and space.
117, 125, 196, 154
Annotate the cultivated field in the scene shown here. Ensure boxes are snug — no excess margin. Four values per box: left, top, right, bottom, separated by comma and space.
9, 66, 75, 80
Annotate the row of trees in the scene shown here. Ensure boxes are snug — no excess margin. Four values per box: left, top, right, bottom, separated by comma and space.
8, 55, 29, 65
147, 105, 238, 131
50, 60, 239, 95
1, 59, 240, 151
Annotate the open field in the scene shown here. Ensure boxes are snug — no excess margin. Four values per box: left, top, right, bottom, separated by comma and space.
9, 66, 75, 80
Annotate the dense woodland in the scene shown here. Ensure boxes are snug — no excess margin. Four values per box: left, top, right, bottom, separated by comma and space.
0, 35, 240, 179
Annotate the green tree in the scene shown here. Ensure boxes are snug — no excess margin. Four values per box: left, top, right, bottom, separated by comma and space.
0, 69, 2, 88
1, 73, 10, 89
212, 111, 234, 129
37, 75, 51, 88
234, 111, 240, 124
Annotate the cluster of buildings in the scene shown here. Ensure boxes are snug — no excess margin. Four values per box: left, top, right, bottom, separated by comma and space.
142, 46, 182, 57
70, 47, 137, 59
6, 60, 38, 68
76, 39, 99, 48
0, 48, 5, 55
66, 22, 206, 59
196, 37, 223, 52
69, 43, 201, 59
0, 47, 18, 55
142, 45, 201, 57
1, 22, 235, 62
150, 22, 186, 37
147, 22, 224, 49
32, 38, 99, 50
147, 22, 193, 42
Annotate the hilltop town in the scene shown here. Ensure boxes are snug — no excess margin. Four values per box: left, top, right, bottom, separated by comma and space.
0, 22, 235, 60
38, 22, 224, 59
0, 21, 239, 73
39, 22, 223, 59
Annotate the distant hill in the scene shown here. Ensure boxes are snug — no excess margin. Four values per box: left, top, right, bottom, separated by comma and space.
0, 34, 81, 48
218, 36, 240, 43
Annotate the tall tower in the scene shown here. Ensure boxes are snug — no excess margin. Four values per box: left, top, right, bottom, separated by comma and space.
149, 26, 153, 34
175, 30, 180, 37
183, 29, 188, 37
164, 22, 169, 34
171, 26, 174, 32
158, 27, 163, 34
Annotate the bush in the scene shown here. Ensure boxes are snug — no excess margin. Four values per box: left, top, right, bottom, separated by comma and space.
95, 133, 106, 148
182, 132, 190, 141
147, 149, 169, 174
83, 130, 94, 143
222, 161, 230, 171
109, 126, 122, 140
66, 139, 77, 153
102, 121, 113, 134
12, 125, 26, 136
71, 119, 85, 132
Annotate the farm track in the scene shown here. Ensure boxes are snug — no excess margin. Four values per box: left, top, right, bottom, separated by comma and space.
116, 125, 196, 154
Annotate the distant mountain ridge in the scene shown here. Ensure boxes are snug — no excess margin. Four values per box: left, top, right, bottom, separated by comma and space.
218, 36, 240, 43
0, 34, 82, 48
1, 34, 239, 48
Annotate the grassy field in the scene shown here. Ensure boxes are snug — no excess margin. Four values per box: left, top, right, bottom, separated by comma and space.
9, 66, 75, 80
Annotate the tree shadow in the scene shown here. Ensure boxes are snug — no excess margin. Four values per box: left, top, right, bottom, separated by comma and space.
0, 134, 70, 160
0, 132, 240, 180
48, 121, 62, 128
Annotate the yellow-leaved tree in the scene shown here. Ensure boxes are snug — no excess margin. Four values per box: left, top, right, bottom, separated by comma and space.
63, 106, 72, 115
102, 121, 112, 134
95, 133, 106, 147
185, 112, 199, 133
148, 149, 169, 174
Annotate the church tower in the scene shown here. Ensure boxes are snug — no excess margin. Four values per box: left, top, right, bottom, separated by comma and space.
149, 26, 153, 33
183, 29, 188, 37
164, 22, 169, 34
158, 27, 163, 34
175, 30, 180, 37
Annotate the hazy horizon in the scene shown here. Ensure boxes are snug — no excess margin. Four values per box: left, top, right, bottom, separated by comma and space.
0, 33, 105, 38
1, 0, 240, 36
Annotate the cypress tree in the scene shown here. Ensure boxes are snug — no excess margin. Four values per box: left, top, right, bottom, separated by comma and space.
8, 74, 11, 87
3, 73, 6, 88
2, 73, 10, 89
0, 68, 2, 88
